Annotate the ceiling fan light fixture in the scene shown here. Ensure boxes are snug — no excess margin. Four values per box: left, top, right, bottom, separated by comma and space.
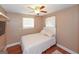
34, 9, 40, 13
37, 13, 40, 16
34, 6, 40, 15
34, 10, 40, 16
28, 5, 47, 16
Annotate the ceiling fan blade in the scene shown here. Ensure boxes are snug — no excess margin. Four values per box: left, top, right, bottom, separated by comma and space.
41, 11, 47, 13
40, 6, 45, 9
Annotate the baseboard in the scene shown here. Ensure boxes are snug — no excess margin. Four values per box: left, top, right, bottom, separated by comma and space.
57, 44, 77, 54
5, 42, 20, 49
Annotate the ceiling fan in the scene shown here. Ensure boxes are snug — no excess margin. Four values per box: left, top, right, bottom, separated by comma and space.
28, 5, 47, 15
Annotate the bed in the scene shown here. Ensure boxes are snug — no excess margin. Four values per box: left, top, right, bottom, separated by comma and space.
21, 27, 56, 54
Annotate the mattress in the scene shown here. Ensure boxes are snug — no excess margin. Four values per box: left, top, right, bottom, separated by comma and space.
21, 33, 56, 54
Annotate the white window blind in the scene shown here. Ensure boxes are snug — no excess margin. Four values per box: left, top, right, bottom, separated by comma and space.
23, 18, 34, 29
45, 16, 55, 28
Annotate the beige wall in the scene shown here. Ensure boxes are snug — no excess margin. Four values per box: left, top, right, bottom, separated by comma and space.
6, 13, 44, 45
56, 5, 79, 53
44, 5, 79, 53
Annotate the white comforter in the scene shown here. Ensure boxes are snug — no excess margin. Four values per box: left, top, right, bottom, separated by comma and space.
21, 33, 56, 54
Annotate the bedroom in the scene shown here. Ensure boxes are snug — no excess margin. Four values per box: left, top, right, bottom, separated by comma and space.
0, 4, 79, 54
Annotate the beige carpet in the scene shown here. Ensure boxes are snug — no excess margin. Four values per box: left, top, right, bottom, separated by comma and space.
52, 50, 62, 54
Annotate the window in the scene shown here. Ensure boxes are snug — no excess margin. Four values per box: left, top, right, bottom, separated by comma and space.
45, 16, 55, 28
23, 18, 34, 29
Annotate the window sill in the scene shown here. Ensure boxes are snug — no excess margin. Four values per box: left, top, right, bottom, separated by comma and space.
23, 27, 35, 30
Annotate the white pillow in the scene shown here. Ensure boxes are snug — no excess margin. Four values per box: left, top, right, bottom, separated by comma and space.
40, 27, 55, 37
46, 30, 55, 37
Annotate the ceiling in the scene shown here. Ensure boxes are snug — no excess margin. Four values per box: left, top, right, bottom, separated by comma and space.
1, 4, 75, 16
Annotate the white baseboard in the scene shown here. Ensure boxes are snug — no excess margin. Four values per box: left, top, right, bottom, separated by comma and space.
5, 42, 20, 50
57, 44, 77, 54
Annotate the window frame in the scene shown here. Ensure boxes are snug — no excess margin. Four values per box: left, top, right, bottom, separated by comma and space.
22, 17, 34, 29
45, 16, 56, 28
